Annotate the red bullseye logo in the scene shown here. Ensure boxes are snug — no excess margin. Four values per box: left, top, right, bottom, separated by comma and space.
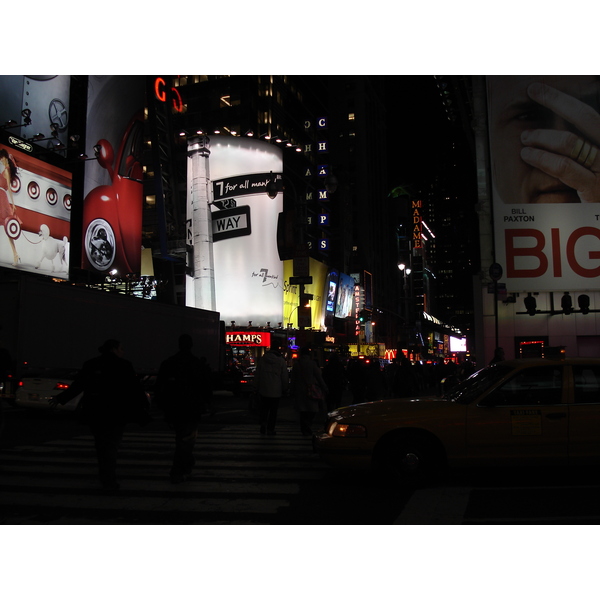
46, 187, 58, 205
6, 217, 21, 239
63, 194, 71, 210
27, 181, 40, 200
10, 176, 20, 194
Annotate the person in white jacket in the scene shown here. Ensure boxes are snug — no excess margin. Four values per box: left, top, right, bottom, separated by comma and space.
255, 346, 289, 435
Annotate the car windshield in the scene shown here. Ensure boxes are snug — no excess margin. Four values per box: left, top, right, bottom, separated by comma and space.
447, 364, 512, 405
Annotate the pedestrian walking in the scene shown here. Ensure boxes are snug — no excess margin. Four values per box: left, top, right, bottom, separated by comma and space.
254, 345, 289, 435
291, 347, 328, 436
155, 334, 208, 483
489, 347, 505, 365
50, 339, 150, 490
322, 352, 347, 411
347, 358, 367, 404
365, 360, 384, 402
394, 356, 419, 397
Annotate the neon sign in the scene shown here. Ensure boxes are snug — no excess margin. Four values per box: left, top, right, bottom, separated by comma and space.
412, 199, 422, 249
154, 78, 184, 113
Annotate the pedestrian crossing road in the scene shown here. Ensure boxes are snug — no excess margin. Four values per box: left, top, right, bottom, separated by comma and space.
6, 410, 597, 525
0, 424, 333, 524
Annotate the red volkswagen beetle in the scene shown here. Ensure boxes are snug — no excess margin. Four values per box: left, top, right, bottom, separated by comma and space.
82, 112, 144, 275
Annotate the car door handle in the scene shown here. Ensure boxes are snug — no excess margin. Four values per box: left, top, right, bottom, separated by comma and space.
546, 412, 567, 420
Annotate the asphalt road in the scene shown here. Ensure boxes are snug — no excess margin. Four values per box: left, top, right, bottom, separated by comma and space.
3, 392, 600, 525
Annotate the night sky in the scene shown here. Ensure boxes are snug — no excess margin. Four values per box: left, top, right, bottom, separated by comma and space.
384, 75, 464, 191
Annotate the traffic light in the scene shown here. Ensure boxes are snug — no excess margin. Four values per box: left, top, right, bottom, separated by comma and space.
358, 309, 371, 323
578, 294, 590, 315
524, 294, 537, 316
561, 292, 573, 315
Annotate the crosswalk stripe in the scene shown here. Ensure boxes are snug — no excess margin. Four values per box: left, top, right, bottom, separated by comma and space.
0, 423, 327, 523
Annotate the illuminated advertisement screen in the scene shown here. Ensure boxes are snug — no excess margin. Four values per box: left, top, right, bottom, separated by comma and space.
201, 137, 284, 324
487, 75, 600, 292
0, 76, 71, 150
0, 141, 72, 278
450, 336, 467, 352
335, 272, 356, 318
283, 258, 328, 330
325, 270, 339, 314
82, 76, 145, 276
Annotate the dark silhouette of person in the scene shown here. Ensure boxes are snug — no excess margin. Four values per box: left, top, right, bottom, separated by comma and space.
291, 347, 328, 436
255, 345, 289, 435
394, 357, 419, 397
322, 353, 347, 411
347, 358, 367, 404
156, 334, 207, 483
51, 339, 149, 490
489, 347, 505, 365
365, 360, 384, 402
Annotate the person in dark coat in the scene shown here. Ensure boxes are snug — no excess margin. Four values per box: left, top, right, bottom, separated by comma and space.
291, 347, 328, 436
156, 334, 207, 483
255, 346, 289, 435
50, 339, 149, 490
322, 353, 347, 412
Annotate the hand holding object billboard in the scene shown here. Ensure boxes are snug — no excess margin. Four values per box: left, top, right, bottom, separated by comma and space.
487, 75, 600, 291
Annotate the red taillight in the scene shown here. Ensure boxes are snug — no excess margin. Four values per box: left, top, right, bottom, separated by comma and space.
18, 380, 23, 387
54, 382, 70, 390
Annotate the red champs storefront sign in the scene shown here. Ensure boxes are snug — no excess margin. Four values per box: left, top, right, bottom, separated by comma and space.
225, 332, 271, 347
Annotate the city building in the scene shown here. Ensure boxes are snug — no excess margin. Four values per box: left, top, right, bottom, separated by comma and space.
0, 75, 478, 373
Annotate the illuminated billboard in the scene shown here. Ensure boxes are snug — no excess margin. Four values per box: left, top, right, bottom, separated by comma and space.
487, 75, 600, 292
204, 137, 284, 324
0, 76, 71, 150
0, 141, 72, 278
82, 76, 145, 276
283, 258, 328, 330
335, 272, 356, 318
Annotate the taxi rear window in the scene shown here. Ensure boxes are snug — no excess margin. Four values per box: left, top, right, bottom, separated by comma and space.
489, 366, 563, 406
573, 365, 600, 404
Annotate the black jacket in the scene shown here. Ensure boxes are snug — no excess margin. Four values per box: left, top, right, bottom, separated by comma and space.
156, 350, 209, 422
56, 352, 147, 425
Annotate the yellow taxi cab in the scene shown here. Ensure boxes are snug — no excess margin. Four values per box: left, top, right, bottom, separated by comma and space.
313, 358, 600, 482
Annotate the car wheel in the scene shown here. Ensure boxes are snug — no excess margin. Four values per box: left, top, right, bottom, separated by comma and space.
377, 433, 443, 486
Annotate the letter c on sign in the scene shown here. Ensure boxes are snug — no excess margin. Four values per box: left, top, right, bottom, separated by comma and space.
154, 78, 167, 102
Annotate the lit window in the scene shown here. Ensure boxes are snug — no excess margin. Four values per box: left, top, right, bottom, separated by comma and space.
348, 113, 355, 120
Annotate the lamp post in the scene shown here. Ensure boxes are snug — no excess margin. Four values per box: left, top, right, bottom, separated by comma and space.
186, 134, 216, 311
398, 262, 412, 349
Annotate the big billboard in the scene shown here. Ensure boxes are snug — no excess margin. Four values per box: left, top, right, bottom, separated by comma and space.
0, 141, 72, 278
81, 76, 145, 276
487, 75, 600, 292
204, 137, 284, 324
